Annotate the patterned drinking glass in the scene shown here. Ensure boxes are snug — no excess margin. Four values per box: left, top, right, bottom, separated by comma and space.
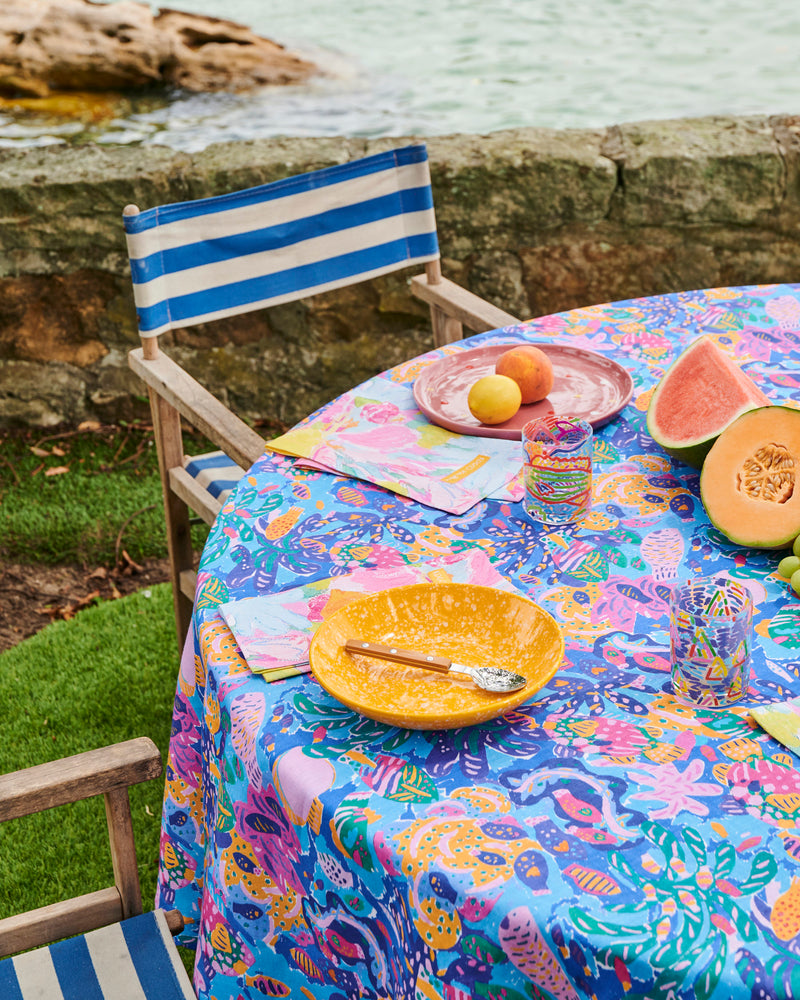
522, 415, 593, 526
669, 576, 752, 708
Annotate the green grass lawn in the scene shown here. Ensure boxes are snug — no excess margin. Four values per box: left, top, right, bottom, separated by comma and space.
0, 421, 198, 974
0, 584, 177, 917
0, 421, 207, 565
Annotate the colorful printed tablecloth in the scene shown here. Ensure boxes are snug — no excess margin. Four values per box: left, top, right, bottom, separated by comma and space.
158, 284, 800, 1000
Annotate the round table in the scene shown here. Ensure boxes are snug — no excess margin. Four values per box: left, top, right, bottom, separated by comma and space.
158, 284, 800, 1000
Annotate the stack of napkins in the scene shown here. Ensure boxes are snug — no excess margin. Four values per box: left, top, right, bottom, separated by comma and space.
265, 376, 521, 514
219, 549, 519, 681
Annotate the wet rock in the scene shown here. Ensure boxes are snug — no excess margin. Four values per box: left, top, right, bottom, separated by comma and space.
0, 0, 318, 98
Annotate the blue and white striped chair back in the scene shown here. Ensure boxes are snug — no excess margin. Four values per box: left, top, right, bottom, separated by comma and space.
123, 143, 440, 338
0, 910, 194, 1000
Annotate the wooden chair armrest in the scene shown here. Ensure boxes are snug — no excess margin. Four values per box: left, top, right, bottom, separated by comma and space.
129, 347, 265, 470
410, 273, 520, 334
0, 889, 124, 958
0, 738, 162, 822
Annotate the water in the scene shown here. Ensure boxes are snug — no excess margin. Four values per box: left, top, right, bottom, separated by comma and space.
2, 0, 798, 151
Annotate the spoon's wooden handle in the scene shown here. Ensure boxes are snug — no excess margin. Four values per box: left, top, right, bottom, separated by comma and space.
344, 638, 451, 673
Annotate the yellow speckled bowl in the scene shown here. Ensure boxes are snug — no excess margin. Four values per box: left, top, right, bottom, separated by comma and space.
308, 582, 564, 729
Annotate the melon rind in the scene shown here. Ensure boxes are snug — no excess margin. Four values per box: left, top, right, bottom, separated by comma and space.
700, 405, 800, 549
647, 335, 770, 469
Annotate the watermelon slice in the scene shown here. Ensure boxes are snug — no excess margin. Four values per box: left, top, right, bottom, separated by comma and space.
647, 335, 771, 469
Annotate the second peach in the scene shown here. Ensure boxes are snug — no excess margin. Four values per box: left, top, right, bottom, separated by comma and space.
495, 345, 554, 404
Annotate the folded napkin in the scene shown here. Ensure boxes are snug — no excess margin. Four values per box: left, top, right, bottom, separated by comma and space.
751, 697, 800, 758
265, 375, 521, 514
219, 549, 519, 681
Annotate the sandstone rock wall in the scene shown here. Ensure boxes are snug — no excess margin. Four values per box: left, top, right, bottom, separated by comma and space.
2, 115, 800, 429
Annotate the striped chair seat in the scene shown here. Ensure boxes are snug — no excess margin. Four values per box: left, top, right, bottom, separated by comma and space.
184, 450, 245, 504
0, 910, 194, 1000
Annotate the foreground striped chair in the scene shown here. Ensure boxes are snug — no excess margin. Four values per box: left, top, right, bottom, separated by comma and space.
123, 143, 518, 641
0, 739, 194, 999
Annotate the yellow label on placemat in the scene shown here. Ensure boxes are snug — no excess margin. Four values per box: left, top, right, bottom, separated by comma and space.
442, 454, 490, 483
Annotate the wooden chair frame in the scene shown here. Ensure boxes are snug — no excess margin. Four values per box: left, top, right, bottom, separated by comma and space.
128, 335, 265, 642
412, 259, 520, 348
0, 738, 181, 959
126, 217, 520, 645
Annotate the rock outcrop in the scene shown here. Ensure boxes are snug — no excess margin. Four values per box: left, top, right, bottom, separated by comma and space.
0, 0, 318, 97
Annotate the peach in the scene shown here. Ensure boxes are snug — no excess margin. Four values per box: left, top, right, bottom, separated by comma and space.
495, 345, 554, 404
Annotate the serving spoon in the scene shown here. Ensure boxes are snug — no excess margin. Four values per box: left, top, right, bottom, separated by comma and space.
344, 638, 528, 693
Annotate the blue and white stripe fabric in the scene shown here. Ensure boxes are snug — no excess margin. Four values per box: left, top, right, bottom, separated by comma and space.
0, 910, 194, 1000
184, 451, 245, 502
124, 144, 440, 337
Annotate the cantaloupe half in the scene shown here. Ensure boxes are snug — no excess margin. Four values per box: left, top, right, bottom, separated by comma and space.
647, 335, 771, 469
700, 405, 800, 548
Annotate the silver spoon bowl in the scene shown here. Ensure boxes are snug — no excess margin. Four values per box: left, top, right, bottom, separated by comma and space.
344, 638, 528, 693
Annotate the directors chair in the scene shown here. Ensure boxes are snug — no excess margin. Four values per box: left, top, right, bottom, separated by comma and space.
123, 143, 519, 640
0, 738, 194, 1000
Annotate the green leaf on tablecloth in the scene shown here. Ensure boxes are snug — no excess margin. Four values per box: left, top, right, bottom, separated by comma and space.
739, 851, 778, 894
350, 714, 412, 744
593, 439, 621, 463
650, 934, 695, 972
222, 742, 243, 782
196, 575, 230, 609
693, 937, 727, 1000
682, 826, 707, 866
359, 758, 438, 803
568, 906, 648, 939
702, 713, 753, 738
303, 743, 340, 759
293, 693, 358, 729
642, 821, 680, 863
331, 792, 375, 872
718, 893, 759, 942
604, 899, 651, 915
608, 850, 639, 883
235, 489, 283, 521
714, 841, 737, 879
461, 933, 507, 965
766, 607, 800, 648
785, 955, 800, 998
474, 982, 533, 1000
616, 941, 649, 965
570, 549, 610, 583
648, 967, 690, 999
214, 779, 237, 834
379, 727, 416, 752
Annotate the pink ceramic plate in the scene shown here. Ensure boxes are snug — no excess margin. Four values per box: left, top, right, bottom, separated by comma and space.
413, 343, 634, 439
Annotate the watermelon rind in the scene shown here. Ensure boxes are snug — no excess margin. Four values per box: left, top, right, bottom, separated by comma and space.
647, 335, 770, 470
656, 435, 718, 472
